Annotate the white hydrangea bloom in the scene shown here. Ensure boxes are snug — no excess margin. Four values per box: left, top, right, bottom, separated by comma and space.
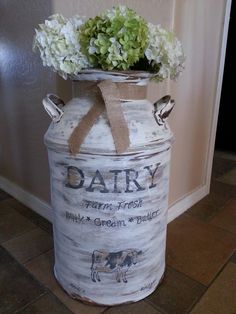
145, 23, 185, 82
33, 14, 91, 79
104, 5, 127, 19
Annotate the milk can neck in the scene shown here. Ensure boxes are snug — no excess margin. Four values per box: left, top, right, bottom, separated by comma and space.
72, 80, 147, 101
72, 81, 100, 98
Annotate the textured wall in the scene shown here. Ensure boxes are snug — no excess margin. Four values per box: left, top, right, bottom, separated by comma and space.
0, 0, 227, 210
0, 0, 54, 202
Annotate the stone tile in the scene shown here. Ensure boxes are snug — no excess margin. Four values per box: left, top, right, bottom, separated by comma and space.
214, 151, 236, 161
190, 262, 236, 314
5, 198, 53, 235
25, 250, 106, 313
146, 267, 206, 314
53, 289, 107, 314
0, 199, 16, 216
186, 202, 219, 222
210, 198, 236, 234
25, 250, 57, 289
217, 168, 236, 186
210, 179, 236, 196
230, 251, 236, 264
166, 215, 236, 285
212, 155, 236, 179
0, 210, 37, 243
2, 228, 53, 264
0, 246, 45, 314
186, 181, 236, 222
105, 301, 160, 314
0, 189, 11, 201
17, 293, 72, 313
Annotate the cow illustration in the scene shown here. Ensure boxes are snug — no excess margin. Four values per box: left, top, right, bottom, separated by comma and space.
91, 249, 142, 283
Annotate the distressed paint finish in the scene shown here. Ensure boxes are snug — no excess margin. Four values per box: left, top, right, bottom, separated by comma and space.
44, 71, 173, 306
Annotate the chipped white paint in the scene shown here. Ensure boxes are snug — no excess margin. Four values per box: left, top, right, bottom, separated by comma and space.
42, 94, 64, 123
44, 71, 174, 306
69, 69, 152, 85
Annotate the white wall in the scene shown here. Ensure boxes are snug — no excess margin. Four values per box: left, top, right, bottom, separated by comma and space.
169, 0, 227, 203
0, 0, 229, 221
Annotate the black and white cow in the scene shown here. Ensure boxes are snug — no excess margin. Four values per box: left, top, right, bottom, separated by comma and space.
91, 249, 142, 283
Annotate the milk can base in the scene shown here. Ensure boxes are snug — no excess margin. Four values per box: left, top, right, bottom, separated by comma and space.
54, 266, 166, 307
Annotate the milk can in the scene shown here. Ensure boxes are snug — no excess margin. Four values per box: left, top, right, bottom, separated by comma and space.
43, 70, 174, 306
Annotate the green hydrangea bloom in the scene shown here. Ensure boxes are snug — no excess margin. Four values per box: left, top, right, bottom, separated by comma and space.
79, 6, 148, 70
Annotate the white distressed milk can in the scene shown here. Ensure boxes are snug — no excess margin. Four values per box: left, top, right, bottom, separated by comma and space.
43, 70, 174, 306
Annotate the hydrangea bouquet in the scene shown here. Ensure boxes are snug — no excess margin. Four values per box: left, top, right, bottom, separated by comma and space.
33, 6, 185, 82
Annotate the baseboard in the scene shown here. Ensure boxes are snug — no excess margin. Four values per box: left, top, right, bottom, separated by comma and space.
167, 184, 209, 223
0, 176, 53, 222
0, 175, 209, 224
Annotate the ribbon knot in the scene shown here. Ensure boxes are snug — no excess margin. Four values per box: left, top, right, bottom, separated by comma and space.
68, 80, 146, 155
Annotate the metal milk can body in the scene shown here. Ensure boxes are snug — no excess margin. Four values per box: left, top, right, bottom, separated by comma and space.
44, 71, 174, 306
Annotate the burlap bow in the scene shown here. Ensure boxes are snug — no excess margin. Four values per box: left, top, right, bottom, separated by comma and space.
68, 80, 146, 155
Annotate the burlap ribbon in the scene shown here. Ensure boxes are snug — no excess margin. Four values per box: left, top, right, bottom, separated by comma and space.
68, 80, 146, 155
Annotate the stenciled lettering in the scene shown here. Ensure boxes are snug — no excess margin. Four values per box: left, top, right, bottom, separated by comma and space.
83, 199, 113, 211
109, 170, 122, 193
124, 169, 145, 193
129, 209, 160, 224
65, 211, 85, 223
117, 199, 143, 210
86, 170, 109, 193
65, 163, 163, 193
144, 163, 160, 188
66, 166, 84, 189
94, 218, 126, 228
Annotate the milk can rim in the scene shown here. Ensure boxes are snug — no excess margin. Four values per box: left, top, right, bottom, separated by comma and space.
69, 69, 153, 84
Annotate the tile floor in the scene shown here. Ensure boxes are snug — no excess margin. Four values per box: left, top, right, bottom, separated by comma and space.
0, 151, 236, 313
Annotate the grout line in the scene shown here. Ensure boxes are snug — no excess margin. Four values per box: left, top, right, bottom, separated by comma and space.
2, 249, 54, 271
1, 226, 49, 244
215, 178, 236, 188
186, 288, 207, 313
23, 247, 54, 267
185, 273, 211, 313
21, 245, 54, 266
212, 179, 236, 190
214, 150, 236, 161
145, 299, 168, 314
0, 225, 38, 246
14, 291, 75, 314
5, 199, 53, 235
229, 249, 236, 264
208, 219, 236, 236
188, 256, 236, 313
206, 250, 236, 288
14, 292, 47, 313
144, 265, 207, 314
0, 245, 71, 313
0, 224, 43, 246
101, 307, 110, 313
165, 265, 207, 289
145, 281, 206, 314
0, 244, 49, 291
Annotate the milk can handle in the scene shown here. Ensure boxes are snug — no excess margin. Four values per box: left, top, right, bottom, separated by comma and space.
153, 95, 175, 126
42, 94, 65, 123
